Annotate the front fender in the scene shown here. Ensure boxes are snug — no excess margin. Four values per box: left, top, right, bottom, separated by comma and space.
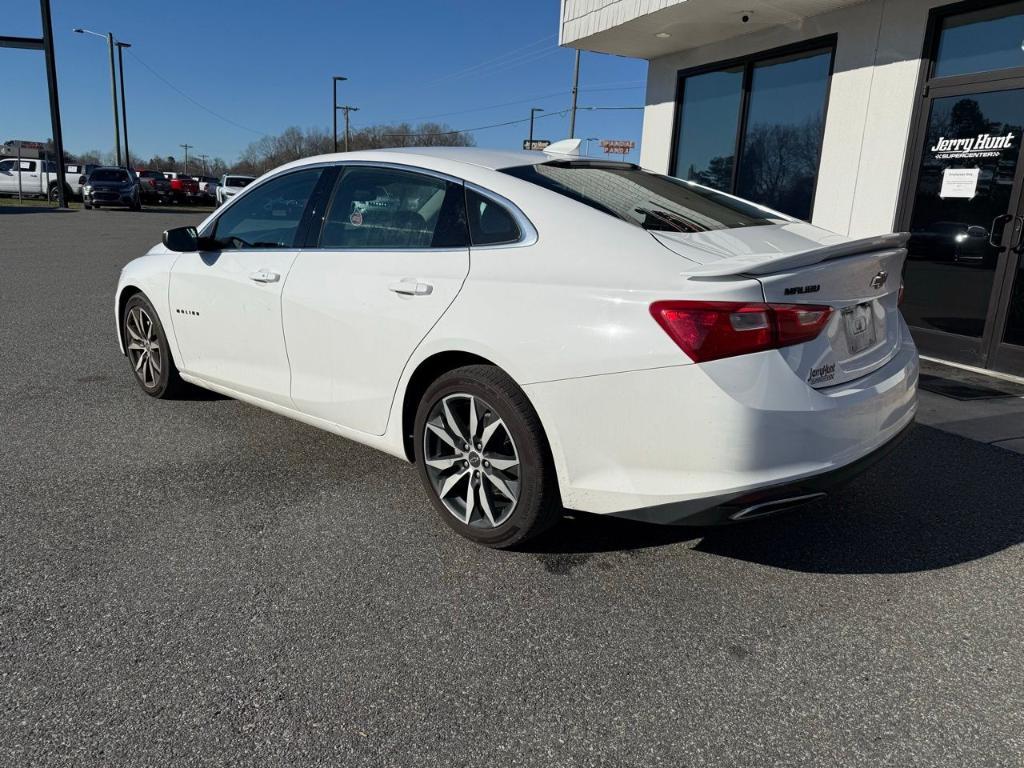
115, 247, 181, 363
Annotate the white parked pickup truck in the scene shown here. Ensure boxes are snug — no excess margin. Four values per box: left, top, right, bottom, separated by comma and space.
0, 158, 77, 201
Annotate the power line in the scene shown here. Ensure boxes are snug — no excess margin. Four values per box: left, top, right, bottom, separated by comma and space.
378, 83, 645, 124
126, 50, 266, 136
384, 109, 568, 138
424, 34, 555, 87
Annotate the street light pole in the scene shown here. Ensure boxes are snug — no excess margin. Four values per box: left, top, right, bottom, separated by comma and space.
583, 137, 598, 157
529, 107, 544, 146
116, 41, 131, 168
74, 28, 122, 167
332, 76, 347, 153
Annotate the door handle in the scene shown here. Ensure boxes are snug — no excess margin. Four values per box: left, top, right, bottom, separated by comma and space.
388, 279, 433, 296
1012, 216, 1024, 253
249, 269, 280, 283
989, 214, 1015, 250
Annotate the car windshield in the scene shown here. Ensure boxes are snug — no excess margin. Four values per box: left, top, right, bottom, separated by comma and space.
501, 161, 787, 232
90, 169, 130, 183
226, 177, 253, 187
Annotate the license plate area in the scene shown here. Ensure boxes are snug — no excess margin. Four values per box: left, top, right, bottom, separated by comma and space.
842, 302, 877, 355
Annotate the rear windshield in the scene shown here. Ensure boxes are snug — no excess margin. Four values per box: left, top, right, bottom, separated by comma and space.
226, 177, 254, 187
90, 169, 130, 183
501, 162, 785, 232
139, 171, 163, 179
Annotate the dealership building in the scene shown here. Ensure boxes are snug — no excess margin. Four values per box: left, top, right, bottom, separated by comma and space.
560, 0, 1024, 377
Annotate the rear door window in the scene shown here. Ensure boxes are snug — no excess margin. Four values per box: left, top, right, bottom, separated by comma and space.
319, 166, 467, 249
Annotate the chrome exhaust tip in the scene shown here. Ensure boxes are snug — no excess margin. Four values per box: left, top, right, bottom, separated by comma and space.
728, 492, 827, 522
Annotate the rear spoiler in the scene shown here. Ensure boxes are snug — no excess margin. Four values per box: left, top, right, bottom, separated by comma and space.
685, 232, 910, 279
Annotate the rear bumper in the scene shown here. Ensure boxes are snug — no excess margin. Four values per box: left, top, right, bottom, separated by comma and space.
524, 327, 918, 523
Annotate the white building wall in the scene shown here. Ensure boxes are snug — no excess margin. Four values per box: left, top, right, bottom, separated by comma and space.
640, 0, 945, 237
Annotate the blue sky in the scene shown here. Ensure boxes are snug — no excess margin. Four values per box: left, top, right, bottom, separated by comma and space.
2, 0, 647, 164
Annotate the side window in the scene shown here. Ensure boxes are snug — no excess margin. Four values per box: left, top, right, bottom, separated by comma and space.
20, 161, 37, 172
0, 160, 14, 172
466, 188, 521, 246
320, 167, 467, 249
212, 168, 321, 249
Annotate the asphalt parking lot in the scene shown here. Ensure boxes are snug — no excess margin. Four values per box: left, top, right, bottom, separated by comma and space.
2, 206, 1022, 767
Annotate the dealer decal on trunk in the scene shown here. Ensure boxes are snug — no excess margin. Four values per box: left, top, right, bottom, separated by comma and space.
808, 362, 836, 386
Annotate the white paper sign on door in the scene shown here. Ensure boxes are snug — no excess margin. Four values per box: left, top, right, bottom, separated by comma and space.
939, 167, 981, 199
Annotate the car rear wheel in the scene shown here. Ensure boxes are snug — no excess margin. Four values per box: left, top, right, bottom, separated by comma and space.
414, 365, 562, 548
123, 293, 184, 398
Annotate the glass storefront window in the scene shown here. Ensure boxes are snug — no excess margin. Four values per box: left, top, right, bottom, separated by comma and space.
934, 4, 1024, 79
673, 67, 743, 192
735, 51, 833, 220
672, 44, 833, 221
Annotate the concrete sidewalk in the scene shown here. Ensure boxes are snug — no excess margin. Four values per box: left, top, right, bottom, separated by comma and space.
915, 358, 1024, 454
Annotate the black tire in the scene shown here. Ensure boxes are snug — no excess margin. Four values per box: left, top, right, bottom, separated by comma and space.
122, 293, 185, 398
414, 365, 562, 548
83, 203, 92, 210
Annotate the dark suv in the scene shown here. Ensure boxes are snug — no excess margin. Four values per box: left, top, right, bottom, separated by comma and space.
137, 170, 172, 204
83, 167, 142, 211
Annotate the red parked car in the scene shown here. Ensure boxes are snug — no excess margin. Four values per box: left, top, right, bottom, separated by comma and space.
161, 171, 199, 203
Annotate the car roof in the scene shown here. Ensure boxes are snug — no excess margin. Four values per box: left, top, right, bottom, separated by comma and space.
374, 146, 548, 170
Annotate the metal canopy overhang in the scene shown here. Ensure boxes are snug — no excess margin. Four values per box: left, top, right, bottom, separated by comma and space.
560, 0, 872, 59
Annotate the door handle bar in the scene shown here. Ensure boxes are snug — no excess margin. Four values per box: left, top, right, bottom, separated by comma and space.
249, 269, 280, 283
388, 281, 433, 296
989, 214, 1015, 250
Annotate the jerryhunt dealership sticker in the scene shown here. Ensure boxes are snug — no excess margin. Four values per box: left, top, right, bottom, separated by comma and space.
808, 362, 836, 386
930, 132, 1015, 159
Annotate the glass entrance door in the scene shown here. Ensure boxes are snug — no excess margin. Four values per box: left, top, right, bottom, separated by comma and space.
901, 83, 1024, 367
900, 1, 1024, 375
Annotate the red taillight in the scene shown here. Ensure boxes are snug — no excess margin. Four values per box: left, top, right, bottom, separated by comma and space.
650, 300, 833, 363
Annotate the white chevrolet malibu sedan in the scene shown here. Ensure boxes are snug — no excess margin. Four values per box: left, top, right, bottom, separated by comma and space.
115, 142, 918, 547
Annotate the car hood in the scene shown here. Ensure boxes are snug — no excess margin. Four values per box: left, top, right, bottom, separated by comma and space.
651, 221, 908, 277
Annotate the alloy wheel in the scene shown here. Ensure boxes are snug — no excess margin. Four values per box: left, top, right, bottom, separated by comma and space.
423, 393, 521, 528
125, 306, 162, 389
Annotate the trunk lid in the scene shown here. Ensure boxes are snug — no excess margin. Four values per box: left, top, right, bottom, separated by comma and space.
654, 223, 909, 389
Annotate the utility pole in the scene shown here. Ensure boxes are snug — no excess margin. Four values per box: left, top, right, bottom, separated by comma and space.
569, 49, 581, 138
338, 106, 359, 152
74, 28, 121, 166
115, 41, 131, 168
529, 107, 544, 145
179, 143, 192, 175
332, 75, 347, 152
197, 154, 209, 174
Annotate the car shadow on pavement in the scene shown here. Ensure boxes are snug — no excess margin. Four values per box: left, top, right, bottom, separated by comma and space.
527, 424, 1024, 574
0, 206, 75, 214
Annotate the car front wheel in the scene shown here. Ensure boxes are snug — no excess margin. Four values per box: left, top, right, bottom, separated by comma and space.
414, 365, 562, 548
123, 293, 184, 398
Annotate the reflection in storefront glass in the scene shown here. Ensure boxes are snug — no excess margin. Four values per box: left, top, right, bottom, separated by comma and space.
673, 67, 743, 193
735, 50, 832, 221
1004, 261, 1024, 346
934, 7, 1024, 79
903, 90, 1024, 339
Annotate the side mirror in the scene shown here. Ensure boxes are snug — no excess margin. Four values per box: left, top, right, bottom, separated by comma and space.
163, 226, 199, 252
966, 225, 987, 239
78, 175, 87, 186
